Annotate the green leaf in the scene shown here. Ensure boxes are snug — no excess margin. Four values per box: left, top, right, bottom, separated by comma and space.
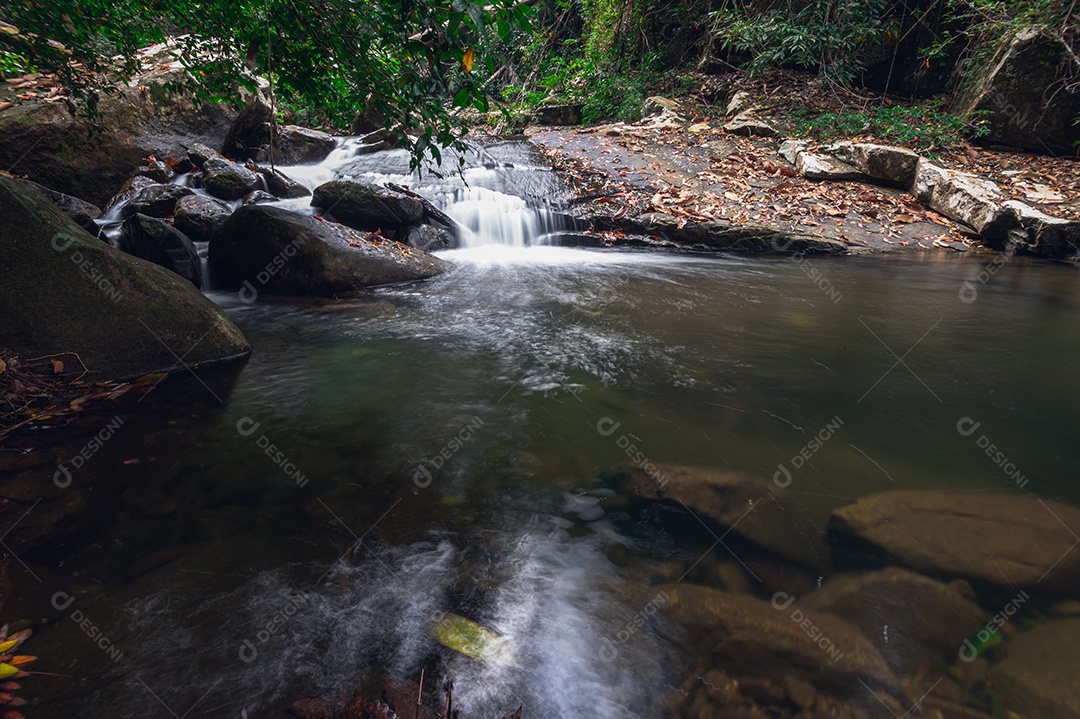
429, 613, 515, 665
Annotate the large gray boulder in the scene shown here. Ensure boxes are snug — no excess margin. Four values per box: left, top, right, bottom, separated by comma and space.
1001, 200, 1080, 258
25, 180, 102, 234
0, 175, 250, 380
202, 157, 262, 201
829, 491, 1080, 595
273, 125, 336, 164
954, 27, 1080, 154
796, 152, 863, 181
208, 205, 447, 294
311, 181, 424, 232
0, 56, 236, 207
994, 618, 1080, 718
828, 142, 920, 186
913, 159, 1020, 241
119, 213, 202, 287
173, 194, 233, 243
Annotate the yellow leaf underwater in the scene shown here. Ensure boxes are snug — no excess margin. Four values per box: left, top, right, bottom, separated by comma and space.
429, 613, 514, 665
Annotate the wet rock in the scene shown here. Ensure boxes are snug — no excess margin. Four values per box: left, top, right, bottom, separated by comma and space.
828, 491, 1080, 594
311, 180, 423, 232
209, 205, 447, 294
1000, 200, 1080, 258
122, 183, 194, 218
913, 160, 1021, 242
643, 96, 682, 117
202, 157, 262, 201
534, 104, 584, 125
993, 618, 1080, 718
953, 27, 1080, 154
796, 153, 863, 181
607, 212, 846, 254
619, 464, 829, 571
724, 111, 777, 137
827, 142, 920, 186
173, 194, 232, 243
349, 102, 386, 136
135, 159, 175, 183
659, 584, 908, 712
25, 180, 102, 234
186, 142, 223, 168
221, 77, 274, 159
119, 213, 202, 287
800, 566, 989, 673
242, 189, 278, 205
103, 174, 157, 214
273, 125, 336, 164
0, 175, 250, 380
256, 166, 311, 199
402, 224, 457, 252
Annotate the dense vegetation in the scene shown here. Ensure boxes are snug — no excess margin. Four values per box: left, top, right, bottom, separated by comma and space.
1, 0, 1077, 155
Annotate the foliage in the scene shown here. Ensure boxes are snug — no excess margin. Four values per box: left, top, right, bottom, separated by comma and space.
788, 101, 992, 151
0, 49, 32, 78
709, 0, 888, 86
0, 0, 534, 169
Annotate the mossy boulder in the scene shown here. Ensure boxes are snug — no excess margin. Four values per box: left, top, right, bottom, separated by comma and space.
202, 157, 261, 201
208, 205, 447, 294
310, 181, 423, 232
0, 175, 250, 380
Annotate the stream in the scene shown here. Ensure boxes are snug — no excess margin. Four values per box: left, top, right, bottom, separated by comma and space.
10, 137, 1080, 718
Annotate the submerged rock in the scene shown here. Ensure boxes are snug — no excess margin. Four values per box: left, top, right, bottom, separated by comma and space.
209, 205, 447, 294
829, 490, 1080, 595
173, 194, 232, 243
311, 181, 424, 232
119, 213, 202, 288
619, 463, 829, 571
659, 584, 909, 713
203, 157, 262, 201
993, 618, 1080, 719
0, 175, 250, 380
801, 566, 989, 673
